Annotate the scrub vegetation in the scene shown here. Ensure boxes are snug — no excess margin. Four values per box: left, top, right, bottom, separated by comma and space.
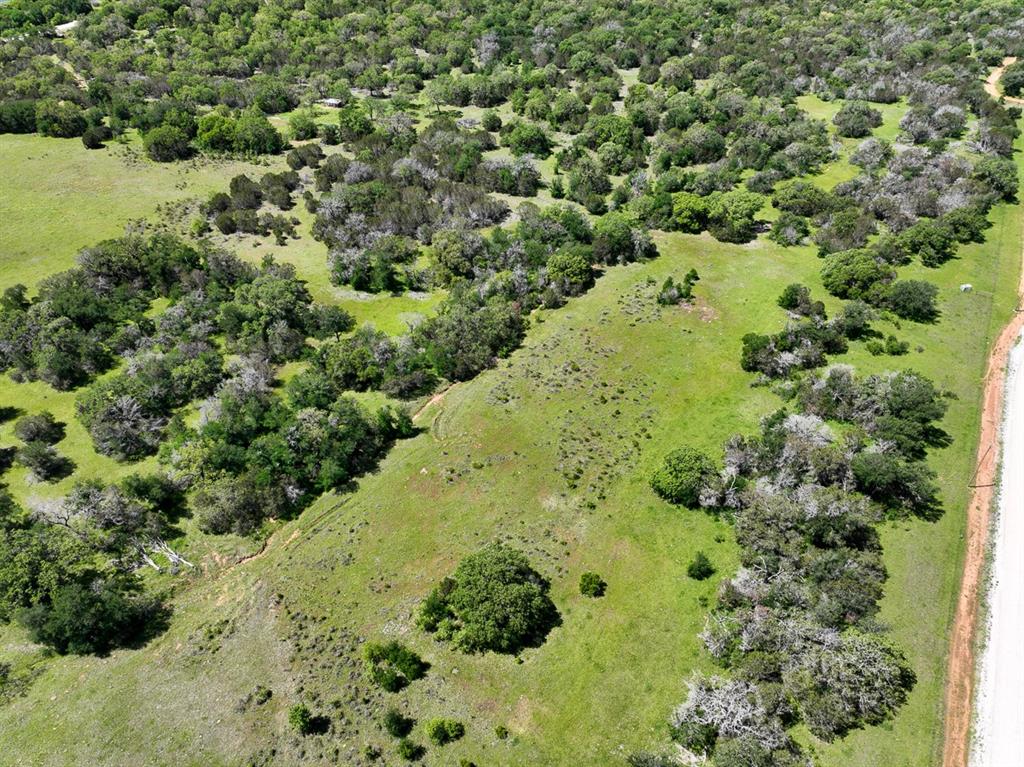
1, 0, 1022, 765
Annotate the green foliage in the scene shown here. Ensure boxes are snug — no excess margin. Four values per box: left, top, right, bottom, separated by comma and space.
143, 125, 193, 162
34, 100, 85, 138
383, 708, 414, 738
233, 109, 285, 155
288, 109, 319, 141
13, 411, 65, 444
363, 641, 429, 692
686, 551, 715, 580
396, 738, 424, 761
768, 212, 809, 246
657, 269, 699, 305
503, 120, 553, 157
17, 578, 163, 655
973, 156, 1018, 201
424, 717, 464, 745
546, 246, 594, 296
0, 0, 89, 33
15, 440, 74, 481
289, 704, 313, 734
579, 571, 606, 597
820, 249, 894, 300
0, 525, 90, 621
650, 447, 717, 508
1002, 61, 1024, 97
886, 280, 939, 323
832, 101, 883, 138
418, 543, 559, 654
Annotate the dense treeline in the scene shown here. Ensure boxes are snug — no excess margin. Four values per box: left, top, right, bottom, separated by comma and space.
655, 364, 950, 763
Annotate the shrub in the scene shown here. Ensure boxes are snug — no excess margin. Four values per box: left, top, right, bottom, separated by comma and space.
657, 270, 699, 306
503, 120, 553, 157
579, 571, 607, 597
768, 212, 809, 246
396, 738, 425, 761
383, 708, 414, 738
851, 452, 939, 518
289, 703, 313, 734
363, 641, 429, 691
418, 543, 559, 654
482, 109, 502, 131
820, 249, 894, 300
35, 99, 85, 138
15, 441, 73, 482
143, 125, 192, 162
81, 125, 110, 149
833, 101, 883, 138
687, 551, 715, 580
546, 246, 594, 295
886, 280, 938, 322
16, 579, 161, 655
1003, 61, 1024, 97
425, 717, 465, 745
495, 724, 510, 739
650, 447, 717, 507
0, 100, 37, 133
14, 412, 65, 444
289, 109, 318, 140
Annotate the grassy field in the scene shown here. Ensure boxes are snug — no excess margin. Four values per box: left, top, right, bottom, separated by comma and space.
0, 101, 1021, 766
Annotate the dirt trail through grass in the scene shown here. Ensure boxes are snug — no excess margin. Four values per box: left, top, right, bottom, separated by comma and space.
942, 213, 1024, 767
984, 57, 1024, 106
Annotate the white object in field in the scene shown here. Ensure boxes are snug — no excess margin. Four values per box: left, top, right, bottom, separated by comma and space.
972, 329, 1024, 767
961, 284, 973, 292
54, 20, 80, 36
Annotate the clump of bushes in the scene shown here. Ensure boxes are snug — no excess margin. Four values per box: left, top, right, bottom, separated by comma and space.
425, 717, 464, 745
657, 269, 699, 305
418, 543, 560, 654
17, 578, 164, 655
363, 640, 429, 692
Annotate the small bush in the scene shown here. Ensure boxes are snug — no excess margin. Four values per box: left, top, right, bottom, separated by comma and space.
14, 412, 65, 444
289, 703, 313, 734
363, 641, 429, 691
425, 717, 465, 746
15, 441, 74, 482
253, 685, 272, 704
687, 551, 715, 581
396, 738, 425, 761
579, 571, 607, 598
495, 724, 510, 739
383, 708, 414, 738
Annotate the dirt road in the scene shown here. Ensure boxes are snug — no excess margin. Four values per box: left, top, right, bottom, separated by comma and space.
972, 332, 1024, 765
984, 56, 1024, 106
941, 98, 1024, 764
